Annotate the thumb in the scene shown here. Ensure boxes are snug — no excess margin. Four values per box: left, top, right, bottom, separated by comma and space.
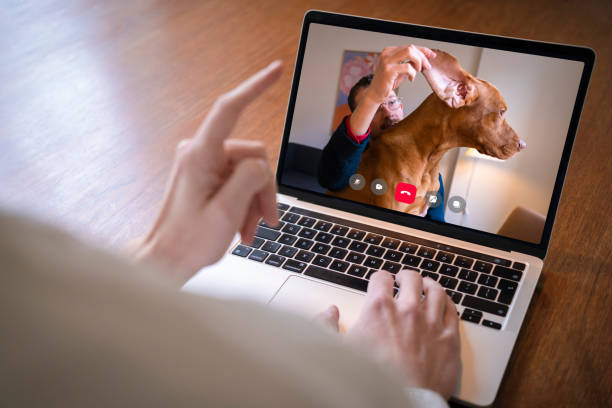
313, 305, 340, 332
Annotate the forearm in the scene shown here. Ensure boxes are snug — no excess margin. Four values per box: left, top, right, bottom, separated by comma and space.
348, 91, 381, 135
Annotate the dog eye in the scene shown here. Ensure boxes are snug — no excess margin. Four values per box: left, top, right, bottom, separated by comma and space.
499, 109, 506, 116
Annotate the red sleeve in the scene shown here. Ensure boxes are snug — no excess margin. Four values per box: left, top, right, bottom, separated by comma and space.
345, 114, 370, 144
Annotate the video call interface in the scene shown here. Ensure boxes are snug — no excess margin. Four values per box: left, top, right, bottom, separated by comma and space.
281, 23, 585, 245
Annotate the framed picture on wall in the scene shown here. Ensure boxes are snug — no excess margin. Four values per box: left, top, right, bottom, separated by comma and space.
331, 50, 380, 133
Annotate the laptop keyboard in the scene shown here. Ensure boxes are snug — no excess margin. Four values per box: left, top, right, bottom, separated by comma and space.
231, 203, 528, 331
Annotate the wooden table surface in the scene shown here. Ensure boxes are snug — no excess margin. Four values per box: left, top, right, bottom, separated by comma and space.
1, 0, 610, 406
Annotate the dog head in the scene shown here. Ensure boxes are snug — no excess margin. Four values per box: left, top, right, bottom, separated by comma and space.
422, 50, 526, 159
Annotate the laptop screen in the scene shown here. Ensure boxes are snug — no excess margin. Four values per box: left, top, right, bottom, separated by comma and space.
278, 14, 593, 252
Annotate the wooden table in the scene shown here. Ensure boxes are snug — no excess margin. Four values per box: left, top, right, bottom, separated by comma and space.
1, 0, 610, 406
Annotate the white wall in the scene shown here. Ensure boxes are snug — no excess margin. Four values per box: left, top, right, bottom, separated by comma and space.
444, 49, 584, 239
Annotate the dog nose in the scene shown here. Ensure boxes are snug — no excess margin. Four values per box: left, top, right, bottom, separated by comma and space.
518, 140, 527, 150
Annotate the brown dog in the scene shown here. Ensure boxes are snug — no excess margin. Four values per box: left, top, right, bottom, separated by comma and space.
328, 50, 526, 215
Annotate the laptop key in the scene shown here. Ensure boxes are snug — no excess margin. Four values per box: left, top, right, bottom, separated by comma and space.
366, 245, 385, 257
329, 260, 350, 272
421, 271, 439, 281
458, 268, 478, 282
278, 234, 297, 246
297, 217, 316, 228
445, 289, 463, 304
244, 237, 265, 249
364, 233, 383, 245
296, 250, 315, 263
457, 281, 478, 294
261, 241, 281, 253
330, 225, 349, 236
279, 245, 298, 258
314, 232, 333, 243
398, 242, 418, 254
312, 243, 331, 255
282, 223, 301, 235
439, 276, 458, 290
248, 250, 268, 262
478, 274, 498, 287
497, 279, 518, 305
382, 261, 401, 274
313, 221, 332, 232
462, 295, 508, 317
477, 286, 498, 300
294, 238, 314, 250
305, 265, 368, 292
347, 229, 366, 240
482, 320, 502, 330
347, 252, 365, 264
347, 264, 368, 278
364, 256, 383, 269
513, 262, 526, 271
421, 259, 440, 272
312, 255, 332, 268
265, 254, 285, 267
329, 248, 348, 260
383, 250, 402, 262
401, 254, 422, 267
281, 212, 300, 224
298, 228, 316, 239
461, 308, 482, 324
330, 236, 350, 248
232, 245, 252, 257
435, 251, 455, 263
417, 247, 436, 259
283, 259, 307, 273
259, 220, 285, 231
439, 264, 459, 277
381, 238, 400, 249
277, 203, 290, 211
454, 256, 474, 269
255, 226, 281, 241
492, 266, 523, 282
473, 261, 493, 274
348, 241, 368, 253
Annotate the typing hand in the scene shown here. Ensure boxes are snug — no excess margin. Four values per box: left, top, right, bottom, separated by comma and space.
345, 269, 460, 399
135, 61, 283, 282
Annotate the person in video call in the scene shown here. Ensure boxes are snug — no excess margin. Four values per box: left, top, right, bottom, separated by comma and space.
2, 61, 459, 407
317, 45, 446, 222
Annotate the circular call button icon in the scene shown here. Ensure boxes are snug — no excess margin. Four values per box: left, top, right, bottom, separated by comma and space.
370, 178, 388, 195
447, 196, 467, 213
349, 173, 366, 190
425, 191, 443, 208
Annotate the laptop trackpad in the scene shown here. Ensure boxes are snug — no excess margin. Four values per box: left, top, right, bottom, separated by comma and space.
268, 275, 366, 333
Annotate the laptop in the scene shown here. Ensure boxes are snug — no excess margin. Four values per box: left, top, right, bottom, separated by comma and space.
183, 10, 595, 407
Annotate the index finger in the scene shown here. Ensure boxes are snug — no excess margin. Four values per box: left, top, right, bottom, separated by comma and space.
193, 60, 283, 153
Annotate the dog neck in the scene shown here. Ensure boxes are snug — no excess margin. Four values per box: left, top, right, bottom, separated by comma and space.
378, 94, 473, 178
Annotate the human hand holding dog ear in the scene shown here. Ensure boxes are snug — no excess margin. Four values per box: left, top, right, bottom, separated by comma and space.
134, 61, 283, 283
349, 45, 436, 135
365, 45, 437, 105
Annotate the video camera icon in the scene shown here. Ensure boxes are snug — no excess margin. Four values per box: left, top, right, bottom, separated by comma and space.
370, 178, 388, 195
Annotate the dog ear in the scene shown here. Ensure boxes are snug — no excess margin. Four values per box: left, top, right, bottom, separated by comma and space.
422, 50, 478, 108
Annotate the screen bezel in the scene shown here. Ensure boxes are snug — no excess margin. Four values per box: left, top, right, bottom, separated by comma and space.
276, 10, 595, 259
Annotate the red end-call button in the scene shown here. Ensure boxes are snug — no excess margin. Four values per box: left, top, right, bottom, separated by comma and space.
395, 183, 417, 204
